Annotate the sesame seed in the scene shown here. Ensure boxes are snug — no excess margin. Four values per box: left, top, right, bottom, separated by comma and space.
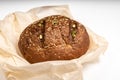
39, 34, 43, 39
26, 31, 28, 33
67, 45, 72, 48
72, 24, 76, 28
47, 27, 51, 31
38, 23, 42, 26
40, 20, 43, 23
66, 23, 69, 26
65, 18, 68, 20
60, 19, 62, 22
33, 44, 35, 46
29, 44, 31, 46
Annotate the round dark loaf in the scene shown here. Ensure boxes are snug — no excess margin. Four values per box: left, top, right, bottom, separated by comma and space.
18, 15, 90, 63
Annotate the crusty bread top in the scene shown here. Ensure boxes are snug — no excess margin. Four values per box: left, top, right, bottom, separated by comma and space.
18, 15, 90, 63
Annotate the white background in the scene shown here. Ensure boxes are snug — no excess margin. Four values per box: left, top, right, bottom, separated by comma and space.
0, 0, 120, 80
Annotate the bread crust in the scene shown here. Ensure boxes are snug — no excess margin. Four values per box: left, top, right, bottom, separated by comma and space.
18, 15, 90, 63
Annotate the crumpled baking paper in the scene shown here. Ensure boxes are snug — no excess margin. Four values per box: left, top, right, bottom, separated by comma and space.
0, 5, 108, 80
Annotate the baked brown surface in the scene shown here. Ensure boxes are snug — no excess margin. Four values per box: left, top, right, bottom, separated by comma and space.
18, 15, 90, 63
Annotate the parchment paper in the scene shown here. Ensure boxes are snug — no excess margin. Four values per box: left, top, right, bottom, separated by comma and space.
0, 5, 108, 80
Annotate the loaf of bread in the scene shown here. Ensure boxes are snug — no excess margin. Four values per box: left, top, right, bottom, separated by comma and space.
18, 15, 90, 63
